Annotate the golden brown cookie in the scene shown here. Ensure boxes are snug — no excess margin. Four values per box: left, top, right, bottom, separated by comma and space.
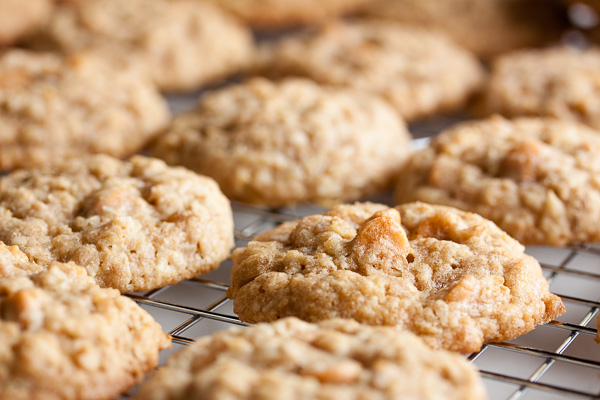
151, 77, 412, 207
29, 0, 254, 92
361, 0, 567, 58
0, 155, 234, 293
257, 20, 484, 121
396, 116, 600, 246
135, 318, 488, 400
0, 262, 171, 400
228, 202, 565, 353
0, 0, 52, 46
477, 46, 600, 130
0, 49, 169, 171
207, 0, 376, 29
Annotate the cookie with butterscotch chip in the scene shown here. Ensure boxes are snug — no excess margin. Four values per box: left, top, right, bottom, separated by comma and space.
135, 318, 488, 400
396, 116, 600, 246
228, 202, 564, 353
0, 154, 234, 293
0, 262, 171, 400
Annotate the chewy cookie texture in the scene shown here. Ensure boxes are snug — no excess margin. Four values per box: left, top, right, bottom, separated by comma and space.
228, 202, 565, 353
27, 0, 254, 92
396, 116, 600, 246
256, 19, 484, 121
0, 262, 171, 400
0, 49, 169, 171
151, 77, 412, 207
0, 155, 234, 293
135, 318, 488, 400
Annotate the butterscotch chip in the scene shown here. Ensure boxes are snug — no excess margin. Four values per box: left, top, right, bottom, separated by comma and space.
151, 78, 411, 207
0, 0, 52, 46
228, 202, 565, 353
0, 262, 171, 400
360, 0, 567, 58
0, 155, 234, 293
0, 243, 44, 279
29, 0, 254, 92
0, 49, 169, 171
206, 0, 376, 29
477, 46, 600, 130
257, 20, 484, 121
135, 318, 488, 400
396, 116, 600, 246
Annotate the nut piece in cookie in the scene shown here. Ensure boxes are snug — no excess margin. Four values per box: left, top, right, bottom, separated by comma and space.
0, 155, 234, 293
228, 202, 565, 353
477, 46, 600, 130
0, 49, 170, 171
256, 20, 484, 121
396, 116, 600, 246
151, 77, 412, 207
135, 318, 488, 400
28, 0, 255, 92
360, 0, 567, 59
0, 262, 171, 400
0, 0, 52, 46
206, 0, 376, 29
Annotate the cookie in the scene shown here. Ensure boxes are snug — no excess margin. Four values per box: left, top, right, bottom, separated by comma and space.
0, 0, 52, 46
360, 0, 567, 58
0, 49, 169, 171
477, 46, 600, 130
396, 116, 600, 246
150, 77, 412, 207
206, 0, 376, 29
29, 0, 254, 92
0, 243, 44, 279
0, 154, 234, 293
257, 20, 484, 121
0, 262, 171, 400
135, 317, 488, 400
228, 202, 565, 353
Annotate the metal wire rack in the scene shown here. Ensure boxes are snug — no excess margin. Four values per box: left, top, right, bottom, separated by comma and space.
122, 198, 600, 400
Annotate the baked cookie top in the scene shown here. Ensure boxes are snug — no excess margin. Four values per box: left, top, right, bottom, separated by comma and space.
477, 46, 600, 130
0, 155, 234, 293
0, 0, 52, 46
228, 202, 565, 353
257, 20, 484, 121
396, 116, 600, 246
135, 317, 488, 400
360, 0, 567, 59
0, 49, 169, 171
30, 0, 254, 92
0, 243, 44, 279
206, 0, 376, 29
151, 77, 412, 207
0, 262, 171, 400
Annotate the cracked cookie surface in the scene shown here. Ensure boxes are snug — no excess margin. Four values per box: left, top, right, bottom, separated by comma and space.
0, 49, 169, 171
0, 154, 234, 292
396, 116, 600, 246
151, 77, 411, 207
135, 317, 488, 400
228, 202, 564, 353
257, 20, 484, 121
0, 262, 171, 400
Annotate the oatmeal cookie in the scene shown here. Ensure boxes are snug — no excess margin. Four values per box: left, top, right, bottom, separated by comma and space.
150, 78, 411, 207
477, 46, 600, 130
228, 202, 565, 353
257, 20, 484, 121
29, 0, 254, 92
135, 317, 488, 400
0, 0, 52, 46
396, 116, 600, 246
0, 262, 171, 400
206, 0, 375, 29
0, 155, 234, 293
361, 0, 567, 58
0, 49, 169, 171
